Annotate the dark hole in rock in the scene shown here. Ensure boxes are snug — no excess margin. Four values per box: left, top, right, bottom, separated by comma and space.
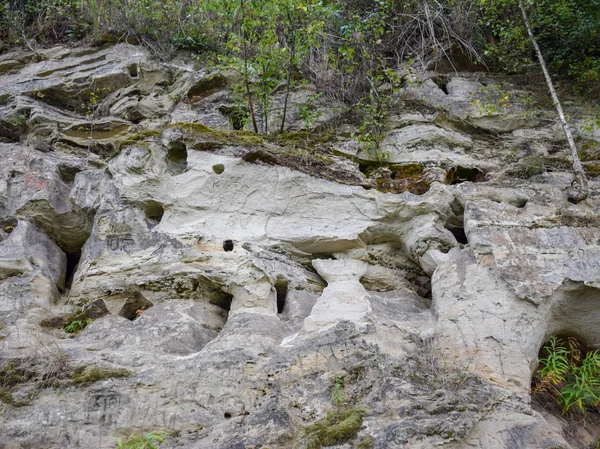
432, 76, 449, 95
119, 292, 153, 320
212, 164, 225, 175
315, 253, 337, 260
514, 198, 528, 208
447, 226, 468, 245
242, 151, 278, 165
167, 143, 188, 175
58, 165, 82, 185
143, 201, 165, 226
274, 276, 289, 314
65, 250, 81, 288
230, 107, 248, 130
446, 166, 486, 185
187, 74, 228, 100
224, 412, 232, 419
357, 161, 385, 176
128, 64, 139, 78
211, 291, 233, 312
223, 240, 234, 252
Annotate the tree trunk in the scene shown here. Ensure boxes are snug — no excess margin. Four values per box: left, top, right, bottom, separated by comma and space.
518, 0, 589, 202
240, 0, 259, 134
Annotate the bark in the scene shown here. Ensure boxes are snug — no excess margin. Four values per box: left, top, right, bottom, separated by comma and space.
518, 0, 589, 202
241, 0, 259, 134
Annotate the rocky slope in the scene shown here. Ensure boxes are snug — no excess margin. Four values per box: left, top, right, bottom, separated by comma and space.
1, 43, 600, 449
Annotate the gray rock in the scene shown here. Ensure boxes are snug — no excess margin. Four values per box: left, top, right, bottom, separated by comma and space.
0, 44, 598, 449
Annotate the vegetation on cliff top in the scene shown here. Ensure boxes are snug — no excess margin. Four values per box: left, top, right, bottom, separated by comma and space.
1, 0, 598, 97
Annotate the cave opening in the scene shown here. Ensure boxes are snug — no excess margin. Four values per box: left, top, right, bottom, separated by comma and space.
274, 276, 289, 314
65, 250, 82, 288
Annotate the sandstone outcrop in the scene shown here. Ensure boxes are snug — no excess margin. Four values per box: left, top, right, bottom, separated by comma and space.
1, 44, 599, 449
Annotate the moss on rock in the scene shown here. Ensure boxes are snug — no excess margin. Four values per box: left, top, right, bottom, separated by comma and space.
300, 408, 366, 448
72, 365, 131, 384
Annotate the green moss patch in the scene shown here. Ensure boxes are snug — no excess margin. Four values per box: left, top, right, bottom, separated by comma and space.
301, 408, 366, 448
72, 365, 131, 385
118, 129, 162, 150
584, 162, 600, 177
357, 435, 374, 449
169, 122, 264, 147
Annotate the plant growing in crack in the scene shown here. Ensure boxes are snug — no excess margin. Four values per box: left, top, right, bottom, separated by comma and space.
332, 376, 346, 407
80, 86, 110, 149
64, 317, 93, 334
534, 336, 600, 414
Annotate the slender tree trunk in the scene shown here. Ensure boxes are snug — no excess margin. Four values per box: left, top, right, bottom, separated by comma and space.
518, 0, 588, 202
280, 48, 294, 133
240, 0, 259, 133
280, 10, 296, 134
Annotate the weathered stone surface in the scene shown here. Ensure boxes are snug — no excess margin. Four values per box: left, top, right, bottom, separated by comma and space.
0, 220, 65, 325
0, 44, 599, 449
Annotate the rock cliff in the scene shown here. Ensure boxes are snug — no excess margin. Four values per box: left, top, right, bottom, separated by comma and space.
1, 44, 600, 449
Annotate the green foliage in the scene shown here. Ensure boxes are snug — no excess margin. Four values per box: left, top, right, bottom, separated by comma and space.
538, 336, 570, 385
332, 376, 346, 407
469, 84, 511, 116
64, 317, 93, 334
354, 69, 401, 161
534, 336, 600, 414
116, 431, 166, 449
479, 0, 600, 92
2, 0, 597, 98
298, 93, 324, 131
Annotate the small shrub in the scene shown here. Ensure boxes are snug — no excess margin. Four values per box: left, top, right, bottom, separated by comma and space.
64, 317, 93, 334
469, 84, 511, 116
116, 431, 166, 449
331, 376, 346, 407
534, 336, 600, 414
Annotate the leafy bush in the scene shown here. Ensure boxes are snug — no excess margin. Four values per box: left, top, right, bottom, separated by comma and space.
479, 0, 600, 92
64, 317, 93, 334
534, 336, 600, 414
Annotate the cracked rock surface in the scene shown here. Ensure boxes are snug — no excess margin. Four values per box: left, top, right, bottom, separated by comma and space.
1, 44, 600, 449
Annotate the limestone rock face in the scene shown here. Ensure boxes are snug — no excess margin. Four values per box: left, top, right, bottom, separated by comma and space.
0, 45, 599, 449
